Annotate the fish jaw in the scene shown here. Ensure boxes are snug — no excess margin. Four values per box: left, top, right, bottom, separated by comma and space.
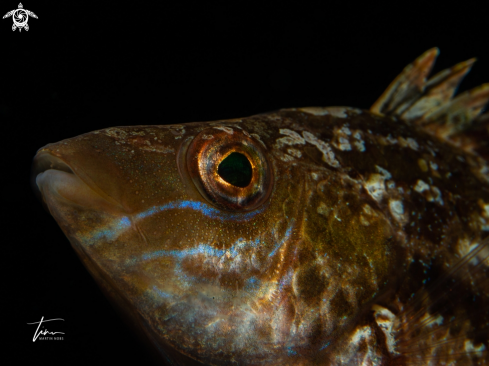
30, 130, 201, 362
32, 155, 199, 364
32, 160, 201, 364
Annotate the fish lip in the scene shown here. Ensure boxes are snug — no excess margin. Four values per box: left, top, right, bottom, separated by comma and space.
31, 152, 75, 209
31, 151, 124, 213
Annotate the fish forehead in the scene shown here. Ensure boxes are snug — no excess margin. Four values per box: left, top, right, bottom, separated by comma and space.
37, 106, 489, 364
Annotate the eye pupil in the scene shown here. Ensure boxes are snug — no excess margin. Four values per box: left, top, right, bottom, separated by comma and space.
218, 152, 252, 188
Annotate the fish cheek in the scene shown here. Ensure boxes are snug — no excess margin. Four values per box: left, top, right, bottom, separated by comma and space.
295, 263, 328, 306
180, 254, 219, 283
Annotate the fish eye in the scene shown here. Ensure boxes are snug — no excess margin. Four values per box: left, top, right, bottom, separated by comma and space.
186, 128, 273, 211
217, 152, 252, 188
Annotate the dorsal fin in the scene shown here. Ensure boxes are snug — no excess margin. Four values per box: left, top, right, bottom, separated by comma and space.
371, 48, 489, 143
391, 236, 489, 365
448, 111, 489, 160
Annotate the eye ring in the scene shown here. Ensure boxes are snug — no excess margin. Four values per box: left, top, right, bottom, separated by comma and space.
186, 128, 273, 211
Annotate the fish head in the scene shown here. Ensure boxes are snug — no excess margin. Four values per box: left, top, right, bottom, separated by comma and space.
32, 113, 399, 365
32, 47, 489, 365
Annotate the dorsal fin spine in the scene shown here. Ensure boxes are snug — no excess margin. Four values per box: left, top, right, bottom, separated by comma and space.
371, 49, 489, 143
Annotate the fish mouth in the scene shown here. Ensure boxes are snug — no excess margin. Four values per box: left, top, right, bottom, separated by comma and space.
32, 152, 124, 215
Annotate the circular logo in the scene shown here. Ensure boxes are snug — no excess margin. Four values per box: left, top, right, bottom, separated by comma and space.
12, 9, 28, 27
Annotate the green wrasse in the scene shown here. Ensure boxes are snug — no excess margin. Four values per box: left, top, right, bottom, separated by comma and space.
32, 49, 489, 365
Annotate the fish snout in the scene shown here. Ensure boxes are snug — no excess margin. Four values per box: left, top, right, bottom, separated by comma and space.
32, 151, 125, 215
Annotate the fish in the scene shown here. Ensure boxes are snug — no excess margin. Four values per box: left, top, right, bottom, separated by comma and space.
32, 48, 489, 365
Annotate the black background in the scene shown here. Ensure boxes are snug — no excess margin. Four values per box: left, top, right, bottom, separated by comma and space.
3, 1, 489, 365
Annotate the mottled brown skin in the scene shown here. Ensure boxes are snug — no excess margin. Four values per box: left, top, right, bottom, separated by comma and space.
33, 107, 489, 365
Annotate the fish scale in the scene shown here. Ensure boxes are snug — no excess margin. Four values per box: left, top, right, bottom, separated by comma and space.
32, 49, 489, 365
